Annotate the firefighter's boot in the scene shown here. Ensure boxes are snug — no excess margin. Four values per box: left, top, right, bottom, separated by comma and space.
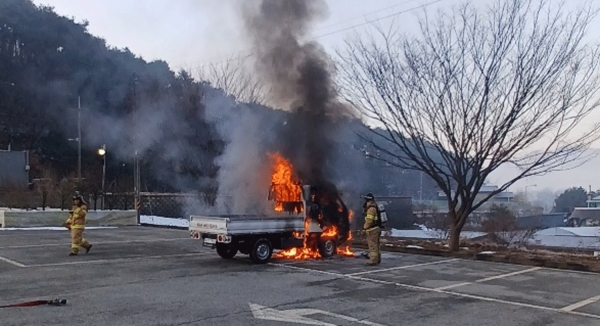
81, 241, 92, 254
69, 248, 79, 256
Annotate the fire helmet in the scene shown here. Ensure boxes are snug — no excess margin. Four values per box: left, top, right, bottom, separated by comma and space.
363, 193, 375, 201
72, 192, 83, 201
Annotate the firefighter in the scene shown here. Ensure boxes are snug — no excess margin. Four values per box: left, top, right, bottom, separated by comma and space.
363, 193, 381, 266
62, 193, 92, 256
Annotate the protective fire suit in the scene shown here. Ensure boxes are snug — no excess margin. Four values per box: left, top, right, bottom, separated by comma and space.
363, 200, 381, 265
64, 203, 92, 255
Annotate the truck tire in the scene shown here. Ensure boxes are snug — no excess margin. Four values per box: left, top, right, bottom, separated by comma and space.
250, 238, 273, 264
216, 244, 237, 259
318, 238, 337, 258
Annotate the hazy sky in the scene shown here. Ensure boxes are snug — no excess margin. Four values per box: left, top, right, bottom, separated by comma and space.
30, 0, 600, 193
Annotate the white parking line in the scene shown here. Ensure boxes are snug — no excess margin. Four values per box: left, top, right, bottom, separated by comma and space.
0, 238, 189, 249
435, 282, 471, 291
346, 258, 459, 276
435, 267, 542, 290
0, 255, 26, 267
270, 263, 600, 320
561, 295, 600, 312
25, 252, 207, 268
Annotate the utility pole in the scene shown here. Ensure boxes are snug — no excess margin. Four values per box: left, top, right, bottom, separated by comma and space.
77, 96, 82, 181
132, 74, 141, 224
419, 171, 423, 201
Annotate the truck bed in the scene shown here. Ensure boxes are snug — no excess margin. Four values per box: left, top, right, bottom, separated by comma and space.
189, 214, 305, 235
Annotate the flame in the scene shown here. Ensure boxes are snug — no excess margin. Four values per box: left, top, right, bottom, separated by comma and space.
274, 220, 356, 259
347, 210, 354, 240
275, 217, 321, 259
268, 153, 356, 260
337, 245, 355, 257
269, 153, 302, 212
321, 225, 337, 238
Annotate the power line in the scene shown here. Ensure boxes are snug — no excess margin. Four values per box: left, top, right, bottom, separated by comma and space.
315, 0, 443, 39
197, 1, 421, 66
314, 0, 422, 32
196, 0, 443, 68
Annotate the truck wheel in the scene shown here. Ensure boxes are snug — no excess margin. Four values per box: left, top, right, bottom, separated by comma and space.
318, 238, 337, 258
250, 238, 272, 264
216, 244, 238, 259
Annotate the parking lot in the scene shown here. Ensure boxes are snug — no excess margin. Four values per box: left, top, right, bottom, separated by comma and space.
1, 227, 600, 325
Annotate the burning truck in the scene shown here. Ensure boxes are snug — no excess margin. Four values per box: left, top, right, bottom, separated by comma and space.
189, 153, 354, 264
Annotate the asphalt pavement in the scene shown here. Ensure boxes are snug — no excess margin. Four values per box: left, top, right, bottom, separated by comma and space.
0, 227, 599, 326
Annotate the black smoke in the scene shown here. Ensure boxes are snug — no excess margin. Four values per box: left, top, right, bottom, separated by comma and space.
242, 0, 352, 240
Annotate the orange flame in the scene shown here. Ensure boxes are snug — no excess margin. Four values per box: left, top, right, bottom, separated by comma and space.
268, 153, 356, 260
269, 153, 302, 212
337, 245, 355, 257
347, 210, 354, 240
274, 220, 356, 259
274, 217, 322, 259
321, 225, 337, 238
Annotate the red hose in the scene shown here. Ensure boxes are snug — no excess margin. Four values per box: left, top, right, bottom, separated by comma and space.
0, 299, 67, 308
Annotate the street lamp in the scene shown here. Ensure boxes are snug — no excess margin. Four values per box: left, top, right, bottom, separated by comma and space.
525, 184, 537, 198
66, 96, 82, 180
98, 144, 106, 210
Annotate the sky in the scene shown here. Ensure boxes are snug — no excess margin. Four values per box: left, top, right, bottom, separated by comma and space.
30, 0, 600, 194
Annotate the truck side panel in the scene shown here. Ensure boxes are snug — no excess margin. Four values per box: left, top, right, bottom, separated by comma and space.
189, 215, 304, 235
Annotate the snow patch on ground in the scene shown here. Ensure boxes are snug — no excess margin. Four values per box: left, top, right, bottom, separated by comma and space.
390, 227, 600, 250
140, 215, 189, 228
413, 223, 431, 231
0, 227, 117, 231
390, 229, 487, 239
536, 227, 600, 237
406, 245, 424, 249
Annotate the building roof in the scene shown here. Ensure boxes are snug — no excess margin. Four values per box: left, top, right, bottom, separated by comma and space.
516, 214, 567, 229
569, 208, 600, 220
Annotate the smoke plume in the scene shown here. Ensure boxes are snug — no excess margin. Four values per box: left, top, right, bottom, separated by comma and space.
239, 0, 356, 236
241, 0, 351, 188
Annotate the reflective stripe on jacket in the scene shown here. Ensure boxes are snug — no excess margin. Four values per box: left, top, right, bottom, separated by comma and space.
363, 201, 379, 231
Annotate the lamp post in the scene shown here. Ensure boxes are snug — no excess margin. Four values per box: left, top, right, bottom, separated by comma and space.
77, 96, 81, 180
525, 184, 537, 198
66, 96, 82, 181
98, 144, 106, 210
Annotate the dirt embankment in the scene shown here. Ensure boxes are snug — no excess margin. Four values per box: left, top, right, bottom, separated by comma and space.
351, 233, 600, 273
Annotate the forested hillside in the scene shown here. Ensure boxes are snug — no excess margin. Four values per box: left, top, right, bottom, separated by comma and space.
0, 0, 437, 206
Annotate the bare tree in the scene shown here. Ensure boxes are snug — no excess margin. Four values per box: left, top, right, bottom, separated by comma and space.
197, 54, 270, 105
35, 167, 57, 211
482, 204, 539, 248
337, 0, 600, 251
421, 205, 451, 240
57, 176, 77, 210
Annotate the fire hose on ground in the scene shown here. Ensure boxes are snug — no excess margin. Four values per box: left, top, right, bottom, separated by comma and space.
0, 298, 67, 308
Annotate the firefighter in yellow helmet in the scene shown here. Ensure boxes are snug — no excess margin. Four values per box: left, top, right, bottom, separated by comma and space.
62, 193, 92, 256
363, 193, 381, 266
